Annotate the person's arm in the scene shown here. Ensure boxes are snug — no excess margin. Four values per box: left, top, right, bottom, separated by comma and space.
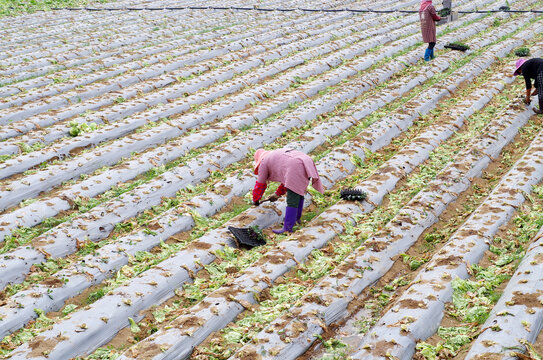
525, 88, 532, 104
253, 161, 270, 205
532, 88, 538, 96
525, 75, 532, 104
525, 75, 532, 90
261, 183, 285, 203
252, 181, 267, 205
429, 6, 441, 21
275, 184, 287, 197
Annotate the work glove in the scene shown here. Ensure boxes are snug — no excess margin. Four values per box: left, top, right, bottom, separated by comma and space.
275, 184, 287, 197
253, 181, 267, 205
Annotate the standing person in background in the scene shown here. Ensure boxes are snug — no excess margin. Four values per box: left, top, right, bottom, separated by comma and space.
419, 0, 441, 61
514, 58, 543, 114
252, 148, 324, 234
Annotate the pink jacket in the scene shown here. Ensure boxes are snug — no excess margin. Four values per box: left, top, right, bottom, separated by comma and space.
419, 2, 440, 43
256, 149, 324, 196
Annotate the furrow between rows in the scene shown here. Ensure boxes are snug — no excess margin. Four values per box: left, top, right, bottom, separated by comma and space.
464, 226, 543, 359
350, 96, 543, 360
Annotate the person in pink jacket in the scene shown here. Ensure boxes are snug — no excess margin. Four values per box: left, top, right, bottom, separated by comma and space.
420, 0, 441, 61
252, 148, 324, 234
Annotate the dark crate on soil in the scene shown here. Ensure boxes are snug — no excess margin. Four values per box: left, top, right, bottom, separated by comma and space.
340, 188, 367, 201
228, 226, 266, 248
444, 42, 470, 51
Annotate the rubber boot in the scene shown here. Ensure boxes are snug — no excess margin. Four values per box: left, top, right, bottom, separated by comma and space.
273, 206, 297, 234
536, 98, 543, 114
430, 48, 435, 59
296, 197, 304, 224
424, 48, 432, 62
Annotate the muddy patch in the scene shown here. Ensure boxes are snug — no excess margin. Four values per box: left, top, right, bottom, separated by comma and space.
511, 290, 543, 308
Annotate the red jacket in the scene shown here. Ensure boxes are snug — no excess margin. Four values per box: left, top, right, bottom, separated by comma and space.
419, 3, 441, 43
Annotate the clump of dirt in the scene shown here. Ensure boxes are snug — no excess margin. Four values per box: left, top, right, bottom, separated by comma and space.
187, 240, 213, 250
511, 291, 543, 308
262, 252, 293, 265
166, 231, 191, 244
434, 255, 462, 268
397, 298, 427, 309
128, 341, 167, 359
0, 290, 6, 306
472, 353, 504, 360
41, 277, 64, 288
146, 221, 163, 231
28, 336, 61, 357
235, 214, 258, 226
237, 348, 263, 360
214, 184, 232, 196
365, 240, 387, 252
372, 339, 398, 357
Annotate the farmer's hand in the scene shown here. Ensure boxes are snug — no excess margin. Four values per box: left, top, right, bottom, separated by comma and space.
524, 96, 531, 105
253, 200, 260, 206
533, 88, 539, 96
267, 194, 279, 202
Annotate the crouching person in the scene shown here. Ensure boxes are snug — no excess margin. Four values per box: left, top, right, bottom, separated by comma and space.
252, 148, 324, 234
514, 57, 543, 114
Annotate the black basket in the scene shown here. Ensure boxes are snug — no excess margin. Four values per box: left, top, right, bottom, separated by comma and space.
444, 43, 470, 52
438, 7, 451, 17
228, 226, 266, 248
340, 188, 367, 201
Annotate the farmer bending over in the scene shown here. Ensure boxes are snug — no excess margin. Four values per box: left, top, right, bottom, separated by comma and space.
252, 148, 324, 234
514, 57, 543, 114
